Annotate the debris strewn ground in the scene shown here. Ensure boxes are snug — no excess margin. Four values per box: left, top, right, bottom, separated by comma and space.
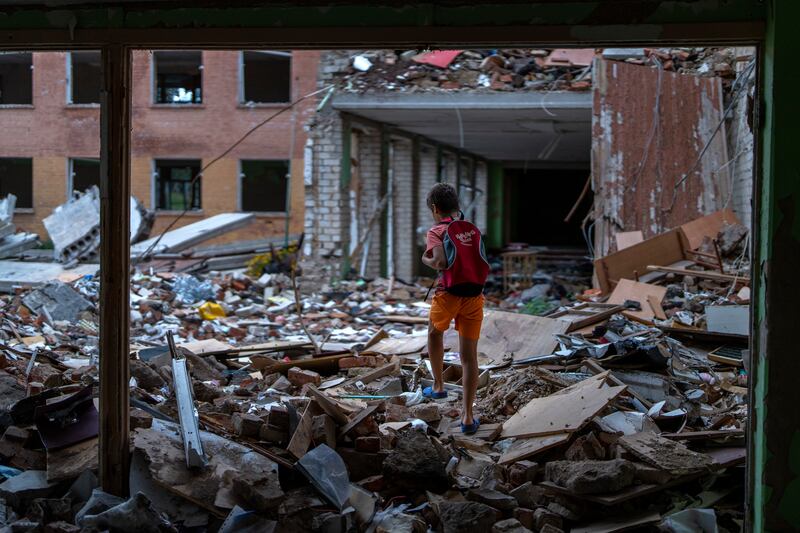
0, 207, 749, 532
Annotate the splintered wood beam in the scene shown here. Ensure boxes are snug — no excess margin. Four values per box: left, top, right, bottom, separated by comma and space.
99, 44, 132, 497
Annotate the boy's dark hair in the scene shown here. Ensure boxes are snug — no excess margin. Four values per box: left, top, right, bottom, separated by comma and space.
426, 183, 460, 213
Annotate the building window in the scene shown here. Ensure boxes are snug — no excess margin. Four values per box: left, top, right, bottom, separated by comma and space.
153, 51, 202, 104
0, 158, 33, 209
241, 51, 291, 104
0, 52, 33, 105
70, 158, 100, 193
155, 159, 201, 211
240, 160, 289, 213
68, 51, 101, 105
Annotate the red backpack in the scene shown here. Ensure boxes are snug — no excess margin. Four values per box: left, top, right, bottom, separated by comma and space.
439, 215, 490, 297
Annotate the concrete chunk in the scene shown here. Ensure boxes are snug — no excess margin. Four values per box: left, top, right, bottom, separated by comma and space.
545, 459, 635, 495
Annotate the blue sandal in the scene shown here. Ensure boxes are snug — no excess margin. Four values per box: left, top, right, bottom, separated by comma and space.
422, 386, 447, 400
461, 417, 480, 435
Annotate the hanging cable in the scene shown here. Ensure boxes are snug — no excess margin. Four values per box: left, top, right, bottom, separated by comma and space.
133, 84, 334, 264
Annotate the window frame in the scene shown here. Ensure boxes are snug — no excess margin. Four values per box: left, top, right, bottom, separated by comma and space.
151, 50, 204, 106
66, 51, 102, 107
237, 158, 290, 215
238, 50, 292, 106
0, 51, 34, 108
0, 157, 34, 211
152, 158, 203, 212
68, 157, 101, 195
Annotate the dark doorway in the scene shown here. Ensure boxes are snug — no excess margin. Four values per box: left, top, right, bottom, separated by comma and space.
504, 167, 591, 247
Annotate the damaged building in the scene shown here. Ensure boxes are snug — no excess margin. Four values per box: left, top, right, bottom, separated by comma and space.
0, 50, 319, 243
304, 47, 755, 280
1, 0, 797, 531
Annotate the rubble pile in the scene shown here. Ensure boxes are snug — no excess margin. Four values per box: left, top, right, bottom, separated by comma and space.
0, 194, 39, 259
0, 213, 749, 532
333, 47, 740, 94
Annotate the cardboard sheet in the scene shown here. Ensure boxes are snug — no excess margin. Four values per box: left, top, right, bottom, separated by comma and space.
476, 310, 569, 362
607, 279, 668, 322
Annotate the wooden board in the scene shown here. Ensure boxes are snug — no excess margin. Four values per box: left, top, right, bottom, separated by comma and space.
363, 335, 429, 356
338, 404, 379, 439
646, 294, 667, 320
443, 422, 501, 441
501, 378, 625, 439
251, 352, 351, 373
607, 279, 667, 322
646, 265, 749, 283
615, 230, 644, 251
680, 209, 740, 251
549, 302, 624, 332
306, 385, 349, 425
594, 228, 688, 294
287, 405, 314, 460
498, 433, 570, 465
179, 338, 235, 355
478, 310, 569, 362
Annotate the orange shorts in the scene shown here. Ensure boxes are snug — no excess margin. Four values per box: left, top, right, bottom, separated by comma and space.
429, 292, 485, 341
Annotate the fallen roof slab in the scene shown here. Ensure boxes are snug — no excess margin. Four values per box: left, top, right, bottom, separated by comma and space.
131, 213, 256, 257
0, 261, 97, 293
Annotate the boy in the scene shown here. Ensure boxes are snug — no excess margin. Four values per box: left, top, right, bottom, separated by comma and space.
421, 183, 488, 434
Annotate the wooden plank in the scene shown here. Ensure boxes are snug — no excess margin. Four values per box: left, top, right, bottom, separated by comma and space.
594, 228, 688, 294
550, 302, 624, 332
646, 294, 667, 320
287, 405, 314, 459
498, 433, 570, 465
362, 328, 389, 351
706, 446, 746, 468
615, 230, 644, 251
251, 352, 351, 373
501, 380, 625, 439
662, 429, 745, 441
99, 43, 131, 498
338, 404, 379, 439
340, 361, 400, 389
363, 335, 428, 356
607, 279, 667, 322
444, 422, 502, 441
478, 310, 569, 362
583, 358, 652, 409
679, 209, 739, 251
306, 385, 350, 425
646, 265, 749, 283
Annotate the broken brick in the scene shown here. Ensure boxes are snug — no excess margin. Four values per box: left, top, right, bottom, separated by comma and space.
287, 367, 321, 387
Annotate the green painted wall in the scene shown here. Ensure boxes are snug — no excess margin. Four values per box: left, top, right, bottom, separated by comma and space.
487, 162, 504, 249
751, 1, 800, 530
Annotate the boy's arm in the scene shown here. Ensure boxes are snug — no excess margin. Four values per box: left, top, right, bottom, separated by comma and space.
422, 244, 447, 271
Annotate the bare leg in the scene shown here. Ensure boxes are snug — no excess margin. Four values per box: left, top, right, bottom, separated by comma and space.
459, 335, 479, 425
428, 325, 445, 393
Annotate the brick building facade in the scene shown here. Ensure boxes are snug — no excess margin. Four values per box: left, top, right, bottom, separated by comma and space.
0, 50, 320, 243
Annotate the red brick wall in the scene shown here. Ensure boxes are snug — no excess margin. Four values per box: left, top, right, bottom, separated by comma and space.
0, 50, 319, 243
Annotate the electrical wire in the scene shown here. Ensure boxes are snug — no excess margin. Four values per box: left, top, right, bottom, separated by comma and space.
133, 84, 334, 264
